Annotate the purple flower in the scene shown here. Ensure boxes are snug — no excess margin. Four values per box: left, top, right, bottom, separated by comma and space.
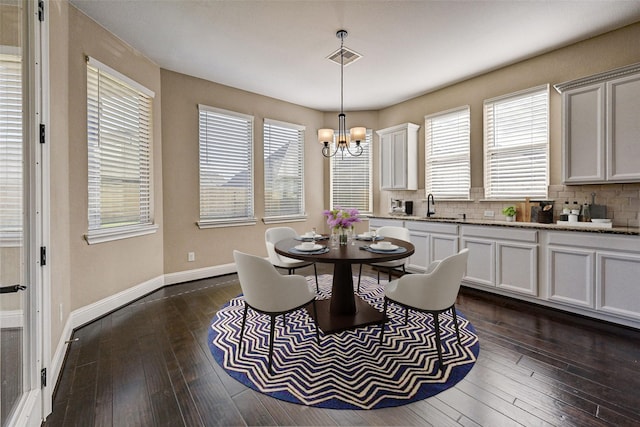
323, 207, 361, 230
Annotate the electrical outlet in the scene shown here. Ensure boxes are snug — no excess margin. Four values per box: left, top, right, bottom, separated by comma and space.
484, 210, 495, 218
188, 252, 195, 262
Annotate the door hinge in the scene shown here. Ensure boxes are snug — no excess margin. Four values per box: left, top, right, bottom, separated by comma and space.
40, 124, 45, 144
40, 246, 46, 266
38, 0, 44, 22
41, 368, 47, 388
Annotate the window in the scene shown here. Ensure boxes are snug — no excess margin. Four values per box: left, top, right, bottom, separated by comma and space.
425, 106, 470, 199
330, 130, 373, 214
198, 105, 255, 227
86, 57, 157, 244
263, 119, 305, 222
0, 54, 22, 243
484, 85, 549, 199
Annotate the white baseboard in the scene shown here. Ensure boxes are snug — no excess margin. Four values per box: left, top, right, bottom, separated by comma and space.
49, 262, 237, 393
164, 262, 237, 286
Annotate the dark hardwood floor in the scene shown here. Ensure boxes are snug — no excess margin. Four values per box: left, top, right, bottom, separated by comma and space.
44, 265, 640, 426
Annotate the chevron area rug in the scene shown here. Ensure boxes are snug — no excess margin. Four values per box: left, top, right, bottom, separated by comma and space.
208, 274, 479, 410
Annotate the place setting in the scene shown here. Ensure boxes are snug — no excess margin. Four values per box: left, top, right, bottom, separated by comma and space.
295, 228, 329, 242
288, 240, 330, 255
361, 240, 407, 254
355, 229, 384, 241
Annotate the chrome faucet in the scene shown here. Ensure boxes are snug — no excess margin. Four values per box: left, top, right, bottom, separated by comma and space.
426, 193, 435, 217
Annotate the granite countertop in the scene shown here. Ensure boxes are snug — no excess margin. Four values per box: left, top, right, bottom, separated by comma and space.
372, 215, 640, 236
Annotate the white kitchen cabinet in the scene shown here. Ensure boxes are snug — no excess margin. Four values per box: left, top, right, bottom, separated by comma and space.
556, 63, 640, 184
544, 231, 640, 324
597, 251, 640, 321
377, 123, 419, 190
547, 245, 595, 308
462, 225, 538, 296
405, 221, 458, 272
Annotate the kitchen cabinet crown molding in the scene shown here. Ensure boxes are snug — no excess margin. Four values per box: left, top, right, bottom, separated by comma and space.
554, 61, 640, 93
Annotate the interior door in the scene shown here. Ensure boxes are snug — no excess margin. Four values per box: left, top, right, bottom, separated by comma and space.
1, 1, 44, 425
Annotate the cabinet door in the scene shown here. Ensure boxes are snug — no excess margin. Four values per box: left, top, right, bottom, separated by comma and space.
607, 73, 640, 181
597, 251, 640, 320
547, 246, 595, 308
431, 233, 458, 264
391, 131, 407, 189
407, 231, 429, 273
380, 134, 393, 189
462, 238, 495, 287
562, 84, 605, 183
496, 242, 538, 296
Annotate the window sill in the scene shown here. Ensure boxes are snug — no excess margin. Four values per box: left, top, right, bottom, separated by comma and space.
84, 223, 159, 245
262, 215, 307, 225
197, 218, 257, 229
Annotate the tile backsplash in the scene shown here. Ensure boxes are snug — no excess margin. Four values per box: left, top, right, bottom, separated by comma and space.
382, 183, 640, 227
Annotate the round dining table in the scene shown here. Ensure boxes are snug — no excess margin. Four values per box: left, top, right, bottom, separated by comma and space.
275, 236, 414, 334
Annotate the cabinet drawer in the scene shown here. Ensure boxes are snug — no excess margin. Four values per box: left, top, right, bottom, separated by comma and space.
462, 225, 537, 243
405, 220, 458, 235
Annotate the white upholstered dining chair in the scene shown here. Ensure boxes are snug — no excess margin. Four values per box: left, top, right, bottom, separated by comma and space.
357, 225, 411, 291
265, 226, 319, 291
379, 248, 469, 373
233, 250, 320, 374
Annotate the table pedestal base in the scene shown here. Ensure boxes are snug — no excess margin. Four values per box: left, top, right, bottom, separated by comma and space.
306, 297, 385, 334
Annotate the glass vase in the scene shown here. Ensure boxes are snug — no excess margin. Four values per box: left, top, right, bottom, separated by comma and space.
339, 228, 348, 246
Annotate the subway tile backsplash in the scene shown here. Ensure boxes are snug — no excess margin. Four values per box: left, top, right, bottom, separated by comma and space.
381, 183, 640, 227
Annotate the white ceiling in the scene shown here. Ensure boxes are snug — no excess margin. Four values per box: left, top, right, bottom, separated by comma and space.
70, 0, 640, 111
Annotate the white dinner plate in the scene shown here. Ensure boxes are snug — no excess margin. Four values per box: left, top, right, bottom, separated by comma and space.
294, 244, 324, 251
370, 243, 399, 251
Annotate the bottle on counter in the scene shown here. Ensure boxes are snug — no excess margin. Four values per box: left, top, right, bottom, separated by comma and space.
580, 202, 591, 222
562, 201, 570, 214
571, 201, 580, 215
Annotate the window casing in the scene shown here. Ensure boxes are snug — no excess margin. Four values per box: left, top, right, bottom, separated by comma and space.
0, 54, 22, 244
263, 119, 305, 223
330, 130, 373, 214
425, 106, 470, 199
85, 57, 157, 244
198, 105, 255, 227
484, 85, 549, 199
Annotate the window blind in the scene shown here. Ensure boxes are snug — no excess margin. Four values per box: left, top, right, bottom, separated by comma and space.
425, 106, 470, 199
263, 119, 305, 220
198, 105, 254, 224
484, 85, 549, 199
86, 59, 153, 233
0, 55, 22, 238
330, 130, 373, 214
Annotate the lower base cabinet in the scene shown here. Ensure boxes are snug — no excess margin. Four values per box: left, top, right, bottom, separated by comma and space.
372, 217, 640, 329
462, 225, 538, 296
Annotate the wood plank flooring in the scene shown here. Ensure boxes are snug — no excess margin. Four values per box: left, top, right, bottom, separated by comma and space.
44, 265, 640, 426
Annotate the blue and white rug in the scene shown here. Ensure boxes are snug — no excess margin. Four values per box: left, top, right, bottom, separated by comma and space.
208, 274, 479, 410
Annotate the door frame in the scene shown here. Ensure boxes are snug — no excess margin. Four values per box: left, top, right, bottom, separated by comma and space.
6, 0, 51, 425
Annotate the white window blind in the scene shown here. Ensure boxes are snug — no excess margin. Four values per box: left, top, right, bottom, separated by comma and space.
263, 119, 305, 221
198, 105, 254, 226
0, 54, 22, 240
425, 106, 470, 199
484, 85, 549, 199
330, 130, 373, 214
86, 57, 154, 238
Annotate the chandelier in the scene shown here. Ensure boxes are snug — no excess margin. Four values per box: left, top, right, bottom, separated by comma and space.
318, 30, 365, 158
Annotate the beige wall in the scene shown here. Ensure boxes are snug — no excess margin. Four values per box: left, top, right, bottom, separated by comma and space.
46, 2, 640, 354
376, 22, 640, 220
53, 4, 165, 314
161, 70, 331, 273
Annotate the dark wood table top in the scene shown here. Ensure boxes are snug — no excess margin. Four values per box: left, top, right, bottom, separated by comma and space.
274, 237, 414, 265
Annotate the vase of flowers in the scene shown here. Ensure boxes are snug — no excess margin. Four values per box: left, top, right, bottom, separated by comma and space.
323, 207, 361, 246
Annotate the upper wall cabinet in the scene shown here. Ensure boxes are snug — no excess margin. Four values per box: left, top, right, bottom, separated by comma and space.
555, 63, 640, 184
377, 123, 420, 190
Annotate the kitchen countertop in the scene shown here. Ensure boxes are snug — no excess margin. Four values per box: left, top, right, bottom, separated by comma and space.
372, 215, 640, 236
